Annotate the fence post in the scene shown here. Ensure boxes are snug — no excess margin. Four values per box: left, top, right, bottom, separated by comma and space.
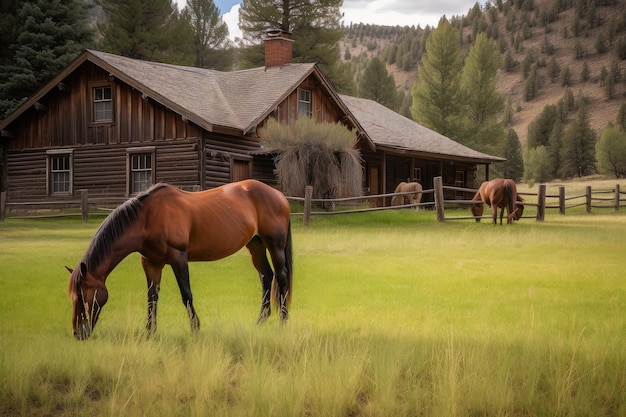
615, 184, 620, 211
303, 185, 313, 227
80, 189, 88, 222
0, 191, 5, 221
586, 186, 592, 213
536, 184, 546, 221
559, 186, 565, 214
433, 176, 445, 223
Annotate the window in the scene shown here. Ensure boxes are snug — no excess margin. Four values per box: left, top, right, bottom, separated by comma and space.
127, 147, 155, 195
47, 150, 73, 194
93, 85, 113, 122
298, 88, 312, 117
455, 170, 465, 199
413, 168, 422, 183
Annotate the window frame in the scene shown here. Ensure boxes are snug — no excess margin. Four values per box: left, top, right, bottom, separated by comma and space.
455, 170, 465, 199
46, 149, 73, 195
89, 82, 114, 124
126, 147, 155, 196
297, 88, 312, 118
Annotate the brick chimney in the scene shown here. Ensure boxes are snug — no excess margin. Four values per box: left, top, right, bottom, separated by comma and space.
264, 29, 294, 68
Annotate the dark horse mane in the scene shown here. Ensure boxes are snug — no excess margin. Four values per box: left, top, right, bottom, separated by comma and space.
78, 183, 169, 278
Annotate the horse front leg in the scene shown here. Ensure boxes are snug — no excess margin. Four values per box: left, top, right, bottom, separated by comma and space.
171, 256, 200, 333
141, 256, 164, 336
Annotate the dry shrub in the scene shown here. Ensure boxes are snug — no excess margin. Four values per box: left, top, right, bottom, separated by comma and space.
261, 118, 363, 200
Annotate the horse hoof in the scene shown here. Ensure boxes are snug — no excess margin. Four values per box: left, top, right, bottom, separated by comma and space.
190, 316, 200, 333
256, 309, 270, 325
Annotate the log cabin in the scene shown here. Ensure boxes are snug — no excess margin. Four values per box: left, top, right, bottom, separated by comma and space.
0, 31, 503, 209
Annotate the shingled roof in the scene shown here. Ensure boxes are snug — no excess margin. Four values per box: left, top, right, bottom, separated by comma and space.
340, 94, 504, 164
87, 50, 321, 134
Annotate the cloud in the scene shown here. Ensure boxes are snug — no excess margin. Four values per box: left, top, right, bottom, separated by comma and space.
341, 0, 475, 28
222, 4, 243, 41
179, 0, 478, 42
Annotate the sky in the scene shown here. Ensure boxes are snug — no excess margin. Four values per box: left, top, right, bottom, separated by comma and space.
178, 0, 479, 41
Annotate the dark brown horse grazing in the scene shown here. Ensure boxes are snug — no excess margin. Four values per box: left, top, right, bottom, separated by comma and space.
470, 179, 524, 225
67, 180, 293, 340
390, 181, 423, 208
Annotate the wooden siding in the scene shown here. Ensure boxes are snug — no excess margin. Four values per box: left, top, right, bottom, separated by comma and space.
3, 59, 208, 202
203, 133, 263, 189
6, 62, 202, 151
252, 154, 278, 187
5, 140, 202, 203
5, 150, 47, 200
270, 75, 345, 127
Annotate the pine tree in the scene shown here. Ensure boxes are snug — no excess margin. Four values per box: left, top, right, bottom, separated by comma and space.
527, 104, 558, 149
0, 0, 94, 118
358, 57, 398, 110
524, 145, 553, 184
559, 102, 597, 178
547, 116, 562, 178
183, 0, 233, 70
410, 17, 463, 140
237, 0, 351, 92
501, 128, 524, 182
596, 125, 626, 178
98, 0, 183, 63
459, 32, 504, 153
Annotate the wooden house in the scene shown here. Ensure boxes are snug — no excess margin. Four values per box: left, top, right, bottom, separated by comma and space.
0, 32, 503, 208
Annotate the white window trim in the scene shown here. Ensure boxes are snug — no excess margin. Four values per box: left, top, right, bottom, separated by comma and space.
126, 147, 156, 197
46, 149, 74, 195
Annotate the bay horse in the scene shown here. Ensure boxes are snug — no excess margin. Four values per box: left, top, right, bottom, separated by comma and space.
67, 180, 293, 340
390, 181, 423, 208
469, 179, 524, 225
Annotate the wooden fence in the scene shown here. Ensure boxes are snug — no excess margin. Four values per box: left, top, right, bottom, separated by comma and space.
0, 190, 120, 222
288, 177, 626, 225
2, 177, 625, 224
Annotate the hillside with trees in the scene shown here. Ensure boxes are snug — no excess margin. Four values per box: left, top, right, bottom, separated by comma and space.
341, 0, 626, 180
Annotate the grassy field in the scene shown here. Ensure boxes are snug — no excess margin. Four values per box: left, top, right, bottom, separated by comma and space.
1, 200, 625, 416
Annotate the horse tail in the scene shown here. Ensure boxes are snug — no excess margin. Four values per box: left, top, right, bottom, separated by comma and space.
272, 220, 293, 310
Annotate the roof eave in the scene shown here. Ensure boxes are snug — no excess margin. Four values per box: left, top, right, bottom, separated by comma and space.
375, 145, 505, 164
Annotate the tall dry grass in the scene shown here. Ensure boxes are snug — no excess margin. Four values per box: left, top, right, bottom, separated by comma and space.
1, 206, 625, 416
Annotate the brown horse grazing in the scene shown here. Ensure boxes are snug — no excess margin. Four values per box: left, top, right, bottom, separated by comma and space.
470, 179, 524, 225
390, 181, 423, 208
67, 180, 293, 340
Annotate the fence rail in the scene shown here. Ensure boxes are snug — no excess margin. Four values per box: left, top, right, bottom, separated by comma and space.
2, 178, 625, 224
289, 177, 626, 225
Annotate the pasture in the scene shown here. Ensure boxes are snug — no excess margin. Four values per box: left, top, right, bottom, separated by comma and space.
1, 208, 625, 416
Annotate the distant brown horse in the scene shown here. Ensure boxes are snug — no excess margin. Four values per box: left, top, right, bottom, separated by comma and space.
67, 180, 293, 340
470, 179, 524, 224
391, 181, 423, 208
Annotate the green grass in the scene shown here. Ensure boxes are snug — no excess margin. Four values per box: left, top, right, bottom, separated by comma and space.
1, 211, 625, 416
